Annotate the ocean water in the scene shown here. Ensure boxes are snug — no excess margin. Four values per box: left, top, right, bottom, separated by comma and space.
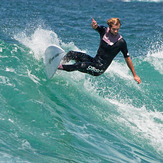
0, 0, 163, 162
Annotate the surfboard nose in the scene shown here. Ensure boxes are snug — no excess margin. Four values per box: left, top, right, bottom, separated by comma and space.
44, 45, 65, 79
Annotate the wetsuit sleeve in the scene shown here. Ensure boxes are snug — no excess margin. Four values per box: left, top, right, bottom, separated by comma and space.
95, 26, 106, 36
121, 39, 129, 58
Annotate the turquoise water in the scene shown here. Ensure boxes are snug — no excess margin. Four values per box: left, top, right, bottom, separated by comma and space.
0, 0, 163, 162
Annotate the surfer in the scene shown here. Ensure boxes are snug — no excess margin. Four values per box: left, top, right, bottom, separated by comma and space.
58, 18, 141, 84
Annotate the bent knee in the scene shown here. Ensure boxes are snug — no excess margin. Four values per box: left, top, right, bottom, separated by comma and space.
67, 51, 75, 55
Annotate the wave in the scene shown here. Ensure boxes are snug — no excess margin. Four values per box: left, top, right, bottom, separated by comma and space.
0, 27, 162, 161
13, 26, 163, 145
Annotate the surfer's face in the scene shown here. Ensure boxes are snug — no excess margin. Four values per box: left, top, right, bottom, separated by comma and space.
110, 24, 120, 36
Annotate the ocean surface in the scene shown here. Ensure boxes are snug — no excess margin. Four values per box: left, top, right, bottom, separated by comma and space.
0, 0, 163, 162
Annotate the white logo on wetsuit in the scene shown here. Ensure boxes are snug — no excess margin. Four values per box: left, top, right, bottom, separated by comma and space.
87, 66, 103, 73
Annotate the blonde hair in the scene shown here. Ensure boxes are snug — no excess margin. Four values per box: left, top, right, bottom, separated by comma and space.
107, 18, 121, 27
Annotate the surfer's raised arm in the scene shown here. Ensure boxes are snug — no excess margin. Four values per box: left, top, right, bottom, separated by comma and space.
91, 18, 98, 29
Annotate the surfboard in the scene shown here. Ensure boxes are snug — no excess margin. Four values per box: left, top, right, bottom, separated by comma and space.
44, 45, 65, 79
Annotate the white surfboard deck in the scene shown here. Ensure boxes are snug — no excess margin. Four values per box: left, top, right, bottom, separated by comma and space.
44, 45, 65, 79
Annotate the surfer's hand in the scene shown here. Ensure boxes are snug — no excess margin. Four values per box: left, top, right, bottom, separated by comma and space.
91, 18, 98, 29
134, 75, 141, 84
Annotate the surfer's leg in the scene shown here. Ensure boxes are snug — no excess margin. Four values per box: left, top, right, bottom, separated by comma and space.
58, 51, 104, 76
62, 51, 93, 63
61, 62, 104, 76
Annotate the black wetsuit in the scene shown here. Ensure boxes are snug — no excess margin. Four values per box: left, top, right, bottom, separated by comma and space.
61, 26, 129, 76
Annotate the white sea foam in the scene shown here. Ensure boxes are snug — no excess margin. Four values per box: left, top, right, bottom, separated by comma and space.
145, 50, 163, 75
105, 60, 142, 90
14, 27, 84, 61
27, 69, 40, 84
14, 27, 60, 60
106, 98, 163, 155
105, 61, 133, 80
0, 76, 14, 86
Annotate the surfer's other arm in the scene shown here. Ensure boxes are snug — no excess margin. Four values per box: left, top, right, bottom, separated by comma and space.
91, 18, 98, 29
125, 57, 141, 84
